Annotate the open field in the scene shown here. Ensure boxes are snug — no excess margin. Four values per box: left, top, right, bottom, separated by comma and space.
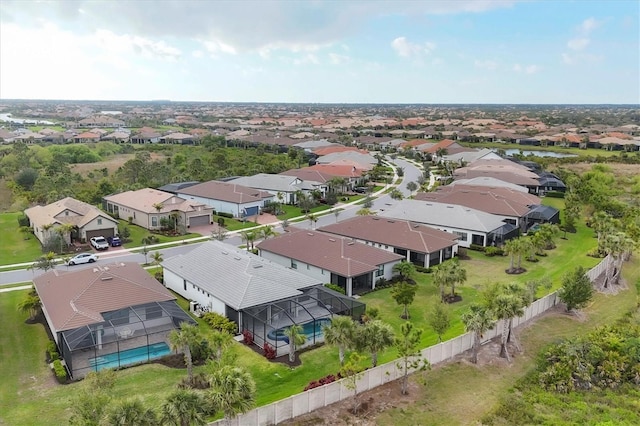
69, 152, 166, 175
0, 212, 43, 265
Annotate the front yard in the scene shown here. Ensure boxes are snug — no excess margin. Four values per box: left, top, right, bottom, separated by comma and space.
0, 212, 43, 266
118, 220, 201, 247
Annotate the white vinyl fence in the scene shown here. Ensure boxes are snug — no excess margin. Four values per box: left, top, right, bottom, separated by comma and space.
210, 257, 609, 425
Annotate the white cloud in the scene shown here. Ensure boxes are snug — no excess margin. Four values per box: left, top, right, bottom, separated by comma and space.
580, 17, 600, 33
293, 53, 320, 65
192, 50, 204, 58
329, 53, 350, 65
391, 37, 436, 58
202, 39, 237, 57
513, 63, 541, 74
93, 29, 182, 60
567, 37, 589, 51
474, 59, 498, 70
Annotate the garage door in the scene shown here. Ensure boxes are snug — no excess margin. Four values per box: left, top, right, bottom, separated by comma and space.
86, 228, 115, 240
189, 215, 210, 227
242, 206, 259, 217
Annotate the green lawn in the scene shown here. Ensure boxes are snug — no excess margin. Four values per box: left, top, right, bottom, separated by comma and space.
0, 212, 43, 266
118, 220, 201, 247
212, 215, 258, 231
0, 213, 613, 424
277, 204, 333, 220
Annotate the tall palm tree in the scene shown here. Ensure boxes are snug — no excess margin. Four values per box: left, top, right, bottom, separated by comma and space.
322, 315, 356, 366
107, 398, 157, 426
356, 320, 395, 367
56, 222, 76, 251
284, 324, 306, 363
207, 365, 256, 424
161, 389, 207, 426
461, 303, 495, 364
392, 260, 416, 282
240, 230, 257, 251
29, 251, 57, 273
445, 258, 467, 298
503, 238, 520, 272
151, 251, 164, 267
168, 323, 201, 384
17, 290, 41, 320
259, 225, 276, 241
487, 287, 525, 362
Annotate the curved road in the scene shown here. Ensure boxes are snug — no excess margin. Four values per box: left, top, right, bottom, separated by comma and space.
0, 157, 426, 287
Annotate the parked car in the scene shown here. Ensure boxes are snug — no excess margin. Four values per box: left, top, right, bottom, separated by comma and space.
107, 236, 122, 247
68, 253, 98, 265
354, 186, 369, 194
90, 236, 109, 250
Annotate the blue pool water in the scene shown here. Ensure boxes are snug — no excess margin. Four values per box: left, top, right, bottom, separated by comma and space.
267, 318, 331, 343
89, 342, 170, 371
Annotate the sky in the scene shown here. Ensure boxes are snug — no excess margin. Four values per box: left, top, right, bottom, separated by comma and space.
0, 0, 638, 104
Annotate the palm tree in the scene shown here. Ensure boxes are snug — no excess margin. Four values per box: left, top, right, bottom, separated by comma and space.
209, 330, 233, 363
29, 251, 57, 273
168, 323, 201, 384
392, 260, 416, 282
445, 258, 466, 299
107, 398, 157, 426
207, 365, 256, 424
503, 238, 520, 272
161, 389, 207, 426
306, 213, 318, 229
322, 315, 356, 366
56, 222, 75, 251
433, 262, 452, 302
486, 285, 525, 362
240, 230, 257, 251
461, 303, 495, 364
259, 225, 276, 241
19, 225, 32, 240
41, 223, 54, 240
284, 324, 306, 363
17, 290, 41, 320
356, 208, 374, 216
356, 320, 395, 367
151, 251, 163, 267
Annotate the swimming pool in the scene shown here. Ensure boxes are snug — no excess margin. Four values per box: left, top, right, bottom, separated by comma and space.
89, 342, 171, 371
267, 318, 331, 343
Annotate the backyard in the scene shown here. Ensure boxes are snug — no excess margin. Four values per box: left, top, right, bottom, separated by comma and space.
0, 212, 43, 265
0, 205, 613, 424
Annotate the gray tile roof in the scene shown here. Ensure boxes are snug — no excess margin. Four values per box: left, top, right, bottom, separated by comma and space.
162, 241, 322, 310
379, 199, 507, 233
229, 174, 322, 193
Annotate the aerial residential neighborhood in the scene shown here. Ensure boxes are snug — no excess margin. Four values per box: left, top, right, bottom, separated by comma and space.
1, 0, 639, 425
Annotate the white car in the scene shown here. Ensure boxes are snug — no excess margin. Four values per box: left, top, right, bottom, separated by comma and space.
90, 236, 109, 250
68, 253, 98, 265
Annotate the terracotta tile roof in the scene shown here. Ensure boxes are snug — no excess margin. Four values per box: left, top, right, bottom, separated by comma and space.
104, 188, 212, 214
177, 180, 273, 204
33, 263, 175, 331
25, 197, 117, 229
318, 216, 458, 254
257, 228, 404, 277
313, 146, 368, 156
306, 164, 365, 178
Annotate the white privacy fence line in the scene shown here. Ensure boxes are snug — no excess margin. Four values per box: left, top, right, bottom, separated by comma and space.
210, 257, 609, 425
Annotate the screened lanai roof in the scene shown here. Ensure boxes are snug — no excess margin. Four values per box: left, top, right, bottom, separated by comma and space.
61, 301, 195, 351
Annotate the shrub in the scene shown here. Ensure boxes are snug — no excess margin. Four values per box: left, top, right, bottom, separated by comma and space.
154, 270, 163, 283
415, 265, 431, 273
52, 359, 67, 383
201, 312, 237, 335
46, 341, 59, 362
545, 191, 565, 198
263, 342, 276, 360
17, 214, 30, 227
191, 339, 214, 364
469, 244, 485, 252
178, 372, 210, 390
324, 283, 345, 294
217, 217, 225, 227
484, 246, 504, 257
304, 373, 338, 391
242, 330, 254, 345
217, 212, 234, 219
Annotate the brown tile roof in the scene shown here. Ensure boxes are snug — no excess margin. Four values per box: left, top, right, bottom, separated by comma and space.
25, 197, 117, 229
178, 180, 273, 204
104, 188, 212, 214
453, 159, 540, 186
33, 263, 175, 331
313, 146, 368, 156
414, 186, 536, 217
257, 228, 403, 277
318, 216, 458, 254
306, 164, 365, 178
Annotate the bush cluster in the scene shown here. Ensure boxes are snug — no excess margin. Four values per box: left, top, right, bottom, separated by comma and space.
46, 341, 59, 362
545, 191, 565, 198
303, 373, 341, 391
242, 330, 254, 345
52, 359, 67, 383
324, 283, 345, 294
484, 246, 505, 257
201, 312, 237, 335
263, 343, 276, 359
217, 212, 234, 219
415, 265, 432, 273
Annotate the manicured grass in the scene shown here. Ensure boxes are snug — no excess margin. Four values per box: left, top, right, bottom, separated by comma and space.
374, 255, 640, 426
277, 204, 333, 220
0, 212, 43, 266
118, 220, 201, 247
212, 215, 258, 231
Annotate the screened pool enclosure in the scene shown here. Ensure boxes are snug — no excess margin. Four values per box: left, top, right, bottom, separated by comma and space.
59, 301, 195, 379
241, 286, 366, 357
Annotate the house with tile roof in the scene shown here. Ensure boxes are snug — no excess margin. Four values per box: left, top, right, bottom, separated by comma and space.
379, 199, 520, 247
103, 188, 214, 230
257, 227, 404, 297
177, 180, 274, 218
33, 262, 194, 379
227, 174, 325, 205
25, 197, 119, 244
318, 216, 459, 268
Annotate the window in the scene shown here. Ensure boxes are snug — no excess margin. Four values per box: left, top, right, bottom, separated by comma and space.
291, 260, 297, 269
183, 280, 187, 291
97, 218, 102, 225
65, 211, 69, 216
376, 265, 384, 277
321, 269, 325, 275
151, 216, 158, 227
453, 231, 468, 241
306, 264, 310, 270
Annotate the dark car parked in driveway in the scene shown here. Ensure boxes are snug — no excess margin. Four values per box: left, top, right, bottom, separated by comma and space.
107, 236, 122, 247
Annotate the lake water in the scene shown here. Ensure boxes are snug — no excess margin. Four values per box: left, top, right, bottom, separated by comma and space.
0, 113, 55, 125
500, 149, 577, 158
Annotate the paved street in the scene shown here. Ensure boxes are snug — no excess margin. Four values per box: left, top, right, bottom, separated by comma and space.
0, 157, 428, 288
